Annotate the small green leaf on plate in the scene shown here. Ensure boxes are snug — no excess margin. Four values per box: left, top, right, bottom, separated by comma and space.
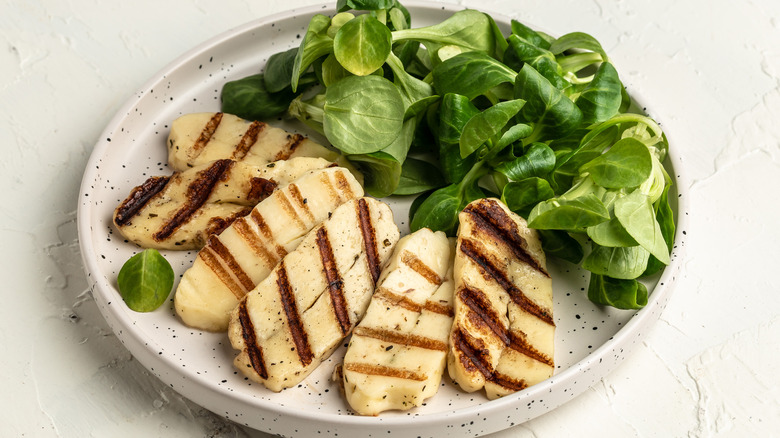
117, 249, 175, 312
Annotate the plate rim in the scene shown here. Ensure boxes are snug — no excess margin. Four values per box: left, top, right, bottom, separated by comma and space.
77, 0, 689, 434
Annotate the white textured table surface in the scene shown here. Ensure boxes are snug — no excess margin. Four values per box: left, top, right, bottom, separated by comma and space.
2, 0, 779, 437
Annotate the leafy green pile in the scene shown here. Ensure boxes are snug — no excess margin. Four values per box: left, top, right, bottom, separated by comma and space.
220, 0, 675, 309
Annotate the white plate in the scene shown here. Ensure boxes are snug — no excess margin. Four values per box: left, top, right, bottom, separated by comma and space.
77, 2, 688, 437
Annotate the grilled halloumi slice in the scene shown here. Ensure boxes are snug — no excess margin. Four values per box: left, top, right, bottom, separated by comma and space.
341, 228, 455, 416
167, 112, 357, 178
228, 197, 399, 392
174, 166, 364, 331
448, 198, 555, 400
113, 157, 331, 250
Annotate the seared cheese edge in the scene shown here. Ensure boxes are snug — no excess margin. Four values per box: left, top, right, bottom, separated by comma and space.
342, 230, 455, 415
168, 112, 342, 170
113, 157, 332, 250
228, 197, 399, 392
447, 198, 555, 399
174, 166, 363, 331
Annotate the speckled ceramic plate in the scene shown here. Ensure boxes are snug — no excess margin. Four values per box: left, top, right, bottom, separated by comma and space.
77, 2, 687, 437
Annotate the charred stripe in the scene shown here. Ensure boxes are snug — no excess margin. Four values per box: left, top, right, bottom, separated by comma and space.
401, 250, 442, 286
334, 169, 356, 200
374, 287, 453, 317
491, 372, 528, 392
451, 327, 494, 378
238, 299, 268, 379
203, 207, 251, 239
315, 227, 351, 335
452, 323, 535, 393
191, 112, 223, 157
424, 299, 454, 317
357, 198, 381, 284
353, 326, 447, 352
250, 210, 287, 259
276, 261, 314, 366
199, 245, 245, 300
247, 177, 277, 204
233, 217, 280, 269
374, 287, 421, 313
207, 234, 255, 293
273, 133, 305, 161
508, 331, 554, 367
463, 199, 549, 277
319, 170, 340, 203
231, 120, 265, 161
114, 175, 170, 226
458, 285, 510, 345
153, 159, 234, 242
276, 191, 307, 230
288, 183, 315, 224
459, 239, 554, 327
344, 363, 427, 382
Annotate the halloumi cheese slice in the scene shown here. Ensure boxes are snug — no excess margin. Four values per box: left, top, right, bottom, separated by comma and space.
448, 198, 555, 400
174, 166, 363, 331
341, 228, 455, 416
113, 157, 331, 250
167, 112, 357, 178
228, 197, 399, 392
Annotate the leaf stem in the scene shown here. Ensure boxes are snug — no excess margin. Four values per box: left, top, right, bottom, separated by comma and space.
457, 159, 487, 198
558, 52, 603, 74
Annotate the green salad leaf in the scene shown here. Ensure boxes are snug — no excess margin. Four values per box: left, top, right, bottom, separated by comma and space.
117, 249, 174, 313
323, 75, 405, 154
334, 14, 392, 76
587, 274, 648, 310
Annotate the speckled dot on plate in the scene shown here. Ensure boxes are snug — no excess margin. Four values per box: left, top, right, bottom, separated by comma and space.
76, 1, 688, 437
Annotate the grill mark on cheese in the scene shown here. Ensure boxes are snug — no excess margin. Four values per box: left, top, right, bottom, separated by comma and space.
273, 134, 305, 161
374, 287, 453, 317
231, 120, 265, 161
232, 217, 279, 269
203, 207, 251, 239
458, 285, 552, 366
353, 326, 447, 352
319, 169, 354, 207
315, 227, 351, 335
199, 245, 245, 299
276, 261, 314, 366
238, 299, 268, 379
424, 299, 454, 317
458, 285, 509, 344
401, 250, 443, 286
318, 168, 357, 213
357, 198, 381, 284
276, 191, 307, 231
507, 331, 554, 367
334, 170, 356, 200
451, 326, 528, 392
344, 363, 427, 382
463, 199, 549, 278
208, 234, 255, 293
451, 327, 493, 378
247, 177, 277, 203
250, 210, 287, 259
114, 175, 170, 226
190, 112, 223, 159
153, 159, 234, 242
319, 171, 340, 202
491, 373, 527, 392
459, 238, 554, 327
288, 183, 315, 224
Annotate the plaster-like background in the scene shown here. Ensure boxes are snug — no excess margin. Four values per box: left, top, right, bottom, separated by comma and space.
2, 0, 778, 436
